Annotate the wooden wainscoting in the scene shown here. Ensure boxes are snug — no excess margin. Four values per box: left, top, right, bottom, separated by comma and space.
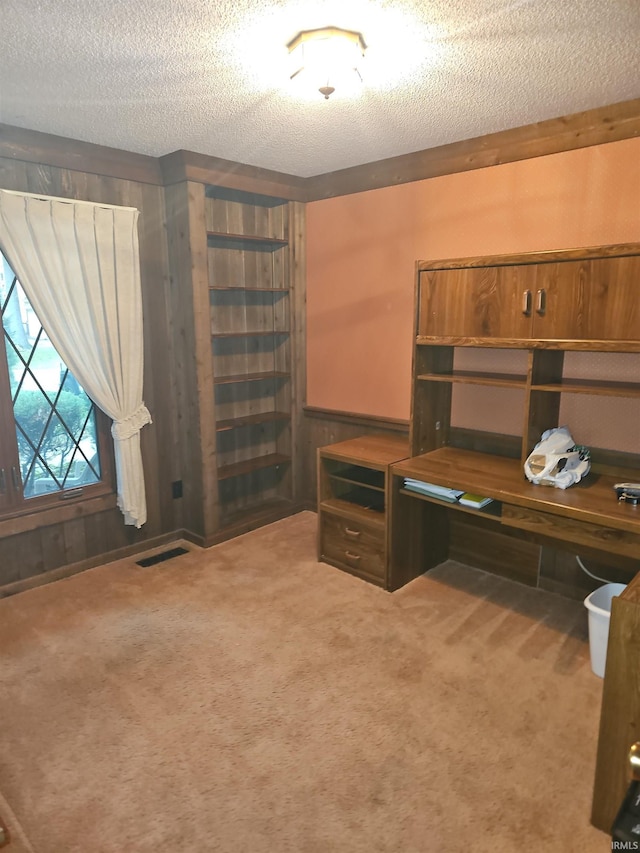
0, 529, 185, 599
0, 155, 180, 590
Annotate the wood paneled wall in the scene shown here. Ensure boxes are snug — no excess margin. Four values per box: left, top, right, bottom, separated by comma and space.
0, 156, 180, 590
1, 100, 639, 593
0, 127, 312, 591
163, 181, 214, 542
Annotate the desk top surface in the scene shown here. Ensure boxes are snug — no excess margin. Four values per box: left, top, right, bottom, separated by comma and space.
392, 446, 640, 535
320, 435, 409, 467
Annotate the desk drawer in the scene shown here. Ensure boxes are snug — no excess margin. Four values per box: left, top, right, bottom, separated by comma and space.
502, 504, 640, 559
320, 512, 385, 580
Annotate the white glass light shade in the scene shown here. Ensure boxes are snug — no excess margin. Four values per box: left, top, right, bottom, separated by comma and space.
288, 27, 366, 99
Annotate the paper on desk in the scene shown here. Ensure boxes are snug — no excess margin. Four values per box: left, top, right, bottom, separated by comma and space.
403, 479, 464, 501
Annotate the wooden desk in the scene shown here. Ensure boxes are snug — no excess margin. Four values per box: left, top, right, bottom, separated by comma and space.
389, 447, 640, 588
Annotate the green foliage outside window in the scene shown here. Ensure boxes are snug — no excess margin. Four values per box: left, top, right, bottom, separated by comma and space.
1, 252, 102, 500
14, 389, 93, 484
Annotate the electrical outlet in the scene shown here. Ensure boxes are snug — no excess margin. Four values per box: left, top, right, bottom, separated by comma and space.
171, 480, 183, 499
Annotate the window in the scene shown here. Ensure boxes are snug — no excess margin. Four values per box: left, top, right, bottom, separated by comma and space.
0, 251, 113, 514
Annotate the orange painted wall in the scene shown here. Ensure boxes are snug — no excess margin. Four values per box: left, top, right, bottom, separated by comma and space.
306, 137, 640, 419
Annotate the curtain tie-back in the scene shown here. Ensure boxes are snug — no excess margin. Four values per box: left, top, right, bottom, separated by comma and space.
111, 405, 152, 441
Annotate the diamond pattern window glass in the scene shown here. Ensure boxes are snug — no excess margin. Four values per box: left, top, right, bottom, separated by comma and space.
0, 250, 109, 508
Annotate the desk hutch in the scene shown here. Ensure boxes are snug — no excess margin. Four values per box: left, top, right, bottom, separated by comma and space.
319, 242, 640, 590
391, 242, 640, 588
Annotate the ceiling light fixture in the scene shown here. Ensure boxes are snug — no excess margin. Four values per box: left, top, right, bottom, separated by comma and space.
287, 27, 366, 100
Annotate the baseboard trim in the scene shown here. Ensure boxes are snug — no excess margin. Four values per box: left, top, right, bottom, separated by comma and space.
0, 530, 185, 598
199, 501, 304, 548
0, 508, 313, 598
179, 528, 207, 548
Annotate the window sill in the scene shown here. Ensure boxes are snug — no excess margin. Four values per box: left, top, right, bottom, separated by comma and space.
0, 492, 118, 538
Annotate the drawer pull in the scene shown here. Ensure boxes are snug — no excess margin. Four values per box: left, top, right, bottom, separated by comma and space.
536, 288, 546, 315
522, 289, 532, 316
344, 551, 361, 563
344, 526, 361, 539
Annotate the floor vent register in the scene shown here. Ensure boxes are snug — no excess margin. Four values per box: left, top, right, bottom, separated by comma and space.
136, 547, 189, 567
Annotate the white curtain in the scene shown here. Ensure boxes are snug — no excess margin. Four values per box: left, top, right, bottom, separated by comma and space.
0, 189, 152, 527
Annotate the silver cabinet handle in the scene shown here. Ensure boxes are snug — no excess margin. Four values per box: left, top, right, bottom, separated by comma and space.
344, 526, 361, 539
536, 288, 547, 316
522, 290, 532, 316
345, 551, 361, 563
0, 468, 5, 494
10, 466, 20, 490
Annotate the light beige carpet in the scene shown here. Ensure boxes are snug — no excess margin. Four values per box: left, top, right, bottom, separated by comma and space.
0, 511, 607, 852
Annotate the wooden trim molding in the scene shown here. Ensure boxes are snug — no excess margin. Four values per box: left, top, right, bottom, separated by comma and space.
0, 123, 163, 186
2, 97, 639, 200
0, 493, 118, 539
159, 150, 307, 201
304, 97, 640, 200
304, 405, 409, 433
417, 242, 640, 270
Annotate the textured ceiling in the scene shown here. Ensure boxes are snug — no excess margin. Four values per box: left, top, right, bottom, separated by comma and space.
1, 0, 639, 178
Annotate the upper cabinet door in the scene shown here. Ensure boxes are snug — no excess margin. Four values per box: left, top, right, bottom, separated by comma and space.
534, 257, 640, 341
419, 266, 536, 340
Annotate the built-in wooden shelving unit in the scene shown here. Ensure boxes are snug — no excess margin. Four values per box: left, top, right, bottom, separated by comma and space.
206, 185, 294, 528
164, 178, 302, 545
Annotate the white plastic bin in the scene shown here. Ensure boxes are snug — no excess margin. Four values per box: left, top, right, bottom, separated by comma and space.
584, 583, 627, 678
